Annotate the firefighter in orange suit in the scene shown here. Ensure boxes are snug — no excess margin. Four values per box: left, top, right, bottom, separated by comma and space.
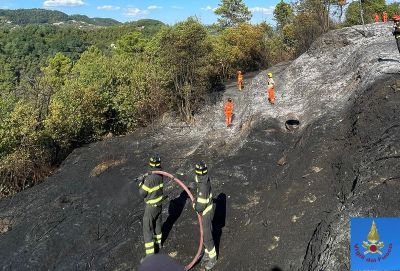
237, 71, 244, 90
267, 72, 276, 105
374, 14, 380, 23
224, 98, 234, 127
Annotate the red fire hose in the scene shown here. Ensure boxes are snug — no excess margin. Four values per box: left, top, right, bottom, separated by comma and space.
152, 171, 203, 271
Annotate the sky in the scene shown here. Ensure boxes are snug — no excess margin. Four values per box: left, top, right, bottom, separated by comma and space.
0, 0, 281, 25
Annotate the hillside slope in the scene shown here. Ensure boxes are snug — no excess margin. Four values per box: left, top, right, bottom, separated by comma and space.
0, 8, 165, 28
0, 23, 399, 271
0, 8, 120, 26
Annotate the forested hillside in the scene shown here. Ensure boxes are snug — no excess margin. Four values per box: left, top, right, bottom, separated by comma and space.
1, 0, 399, 198
0, 19, 164, 80
0, 9, 120, 26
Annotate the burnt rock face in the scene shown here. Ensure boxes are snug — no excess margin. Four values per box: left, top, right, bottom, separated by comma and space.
0, 23, 399, 271
299, 76, 400, 271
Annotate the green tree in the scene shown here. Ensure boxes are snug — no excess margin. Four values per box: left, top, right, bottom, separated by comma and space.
44, 46, 110, 147
0, 101, 50, 196
153, 18, 213, 122
220, 23, 267, 71
386, 3, 400, 19
265, 31, 295, 65
0, 58, 13, 93
0, 101, 38, 157
210, 35, 237, 80
115, 32, 147, 56
345, 0, 386, 25
290, 0, 337, 55
296, 0, 331, 32
111, 54, 168, 130
35, 53, 72, 120
274, 0, 294, 30
345, 1, 363, 25
0, 58, 16, 123
214, 0, 252, 28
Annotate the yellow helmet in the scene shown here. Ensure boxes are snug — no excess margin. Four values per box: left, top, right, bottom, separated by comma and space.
267, 72, 273, 78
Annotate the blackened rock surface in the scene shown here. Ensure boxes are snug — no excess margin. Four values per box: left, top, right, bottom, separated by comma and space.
0, 23, 399, 271
300, 75, 400, 271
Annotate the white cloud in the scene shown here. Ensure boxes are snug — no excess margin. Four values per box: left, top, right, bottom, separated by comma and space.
43, 0, 85, 7
97, 5, 120, 11
201, 6, 217, 12
249, 6, 275, 15
124, 5, 161, 17
171, 5, 184, 10
147, 5, 162, 10
124, 7, 148, 17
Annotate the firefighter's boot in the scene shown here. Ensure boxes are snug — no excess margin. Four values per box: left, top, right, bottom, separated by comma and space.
204, 256, 217, 270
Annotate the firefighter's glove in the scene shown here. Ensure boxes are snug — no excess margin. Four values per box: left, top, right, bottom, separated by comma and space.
136, 173, 149, 187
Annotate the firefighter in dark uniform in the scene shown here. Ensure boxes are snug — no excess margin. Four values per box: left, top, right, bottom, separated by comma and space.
193, 161, 217, 270
393, 15, 400, 54
137, 156, 164, 259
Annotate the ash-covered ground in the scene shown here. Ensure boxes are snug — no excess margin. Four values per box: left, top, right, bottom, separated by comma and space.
1, 23, 399, 271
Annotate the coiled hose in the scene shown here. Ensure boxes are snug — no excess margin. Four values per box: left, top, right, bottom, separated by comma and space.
152, 171, 203, 271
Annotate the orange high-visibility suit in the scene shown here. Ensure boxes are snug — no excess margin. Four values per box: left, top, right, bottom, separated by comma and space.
224, 100, 234, 127
237, 72, 244, 90
267, 77, 275, 104
374, 14, 380, 23
383, 11, 388, 23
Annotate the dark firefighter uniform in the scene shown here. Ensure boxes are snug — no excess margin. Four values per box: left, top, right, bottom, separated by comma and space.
393, 16, 400, 54
194, 161, 217, 270
138, 156, 164, 257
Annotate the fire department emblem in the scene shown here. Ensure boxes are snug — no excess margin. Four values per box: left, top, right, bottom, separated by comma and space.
362, 221, 384, 255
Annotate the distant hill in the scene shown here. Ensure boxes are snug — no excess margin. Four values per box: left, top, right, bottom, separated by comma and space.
123, 19, 165, 35
0, 8, 121, 26
126, 19, 165, 28
69, 14, 120, 27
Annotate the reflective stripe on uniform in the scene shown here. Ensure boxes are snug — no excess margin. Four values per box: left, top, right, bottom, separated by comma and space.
202, 204, 213, 215
197, 193, 213, 204
145, 242, 154, 248
195, 170, 207, 175
146, 248, 155, 255
205, 247, 217, 258
146, 195, 163, 205
149, 162, 161, 167
141, 183, 163, 193
145, 242, 154, 254
197, 197, 209, 204
155, 234, 162, 244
